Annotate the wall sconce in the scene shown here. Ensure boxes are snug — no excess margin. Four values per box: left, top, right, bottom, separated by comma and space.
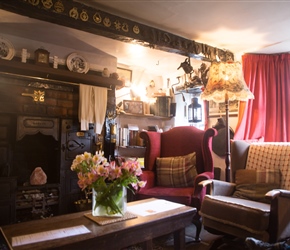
188, 97, 202, 123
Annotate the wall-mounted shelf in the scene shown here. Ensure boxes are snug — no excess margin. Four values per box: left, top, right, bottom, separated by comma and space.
115, 146, 146, 158
116, 113, 174, 133
118, 113, 173, 120
115, 112, 174, 158
0, 59, 123, 89
177, 86, 203, 95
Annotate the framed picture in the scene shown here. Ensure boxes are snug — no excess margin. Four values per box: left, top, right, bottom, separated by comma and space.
117, 67, 132, 87
208, 100, 239, 117
123, 100, 143, 115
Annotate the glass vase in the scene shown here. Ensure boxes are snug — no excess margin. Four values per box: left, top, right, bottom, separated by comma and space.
92, 185, 127, 217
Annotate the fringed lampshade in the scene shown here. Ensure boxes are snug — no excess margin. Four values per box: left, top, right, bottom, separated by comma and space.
201, 61, 254, 181
201, 61, 254, 103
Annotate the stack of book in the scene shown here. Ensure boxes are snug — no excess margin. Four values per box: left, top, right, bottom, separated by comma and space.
155, 96, 172, 117
118, 124, 140, 147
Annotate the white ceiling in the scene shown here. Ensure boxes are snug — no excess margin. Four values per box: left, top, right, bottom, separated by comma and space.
1, 1, 290, 75
90, 0, 290, 57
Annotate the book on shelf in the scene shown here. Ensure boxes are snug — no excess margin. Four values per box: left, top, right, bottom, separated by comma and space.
119, 127, 128, 147
118, 124, 142, 147
155, 96, 171, 117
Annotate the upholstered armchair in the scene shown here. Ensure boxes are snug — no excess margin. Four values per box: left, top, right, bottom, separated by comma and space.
199, 140, 290, 243
136, 126, 216, 241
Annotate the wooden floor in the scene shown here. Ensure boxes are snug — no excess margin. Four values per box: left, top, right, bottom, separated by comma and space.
124, 224, 247, 250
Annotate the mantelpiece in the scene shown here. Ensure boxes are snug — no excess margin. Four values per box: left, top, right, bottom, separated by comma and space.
0, 59, 123, 88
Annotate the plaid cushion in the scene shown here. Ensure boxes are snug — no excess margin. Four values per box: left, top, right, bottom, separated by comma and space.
156, 152, 197, 187
233, 169, 281, 203
245, 143, 290, 190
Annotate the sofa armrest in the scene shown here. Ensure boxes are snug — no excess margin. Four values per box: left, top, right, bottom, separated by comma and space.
140, 131, 161, 171
191, 172, 214, 211
199, 179, 236, 196
193, 172, 213, 196
138, 170, 155, 190
265, 189, 290, 242
199, 179, 213, 188
280, 190, 290, 198
266, 189, 290, 199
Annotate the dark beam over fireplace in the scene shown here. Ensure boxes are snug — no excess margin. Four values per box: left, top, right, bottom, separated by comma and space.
0, 0, 234, 62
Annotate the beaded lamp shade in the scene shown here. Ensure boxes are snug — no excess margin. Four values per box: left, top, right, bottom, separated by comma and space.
201, 61, 254, 103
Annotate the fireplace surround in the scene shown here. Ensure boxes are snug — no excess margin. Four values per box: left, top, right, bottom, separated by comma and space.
0, 57, 118, 225
13, 116, 60, 185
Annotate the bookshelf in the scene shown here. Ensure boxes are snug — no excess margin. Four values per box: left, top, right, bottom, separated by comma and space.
114, 113, 174, 158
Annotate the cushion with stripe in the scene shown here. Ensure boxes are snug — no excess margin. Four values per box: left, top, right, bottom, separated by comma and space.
233, 169, 281, 203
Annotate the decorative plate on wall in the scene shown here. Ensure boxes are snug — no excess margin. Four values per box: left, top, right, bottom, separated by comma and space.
66, 53, 89, 74
0, 37, 15, 60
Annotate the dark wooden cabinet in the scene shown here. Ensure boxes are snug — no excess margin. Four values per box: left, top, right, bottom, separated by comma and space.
0, 115, 17, 225
0, 114, 15, 178
0, 177, 17, 226
59, 119, 97, 214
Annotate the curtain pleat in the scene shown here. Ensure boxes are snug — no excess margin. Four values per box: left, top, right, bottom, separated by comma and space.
234, 53, 290, 142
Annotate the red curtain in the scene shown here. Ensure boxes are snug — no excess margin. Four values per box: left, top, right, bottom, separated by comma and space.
234, 53, 290, 142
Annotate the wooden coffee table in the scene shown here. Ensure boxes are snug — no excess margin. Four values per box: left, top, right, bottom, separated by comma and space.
1, 198, 196, 250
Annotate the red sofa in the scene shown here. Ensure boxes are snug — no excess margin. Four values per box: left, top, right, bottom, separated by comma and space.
136, 126, 216, 241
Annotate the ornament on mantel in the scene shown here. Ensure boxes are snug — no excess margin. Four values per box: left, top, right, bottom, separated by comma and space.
110, 72, 119, 80
102, 68, 110, 77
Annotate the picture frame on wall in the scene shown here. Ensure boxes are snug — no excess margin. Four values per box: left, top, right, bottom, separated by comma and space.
123, 100, 144, 115
117, 67, 132, 87
208, 100, 239, 117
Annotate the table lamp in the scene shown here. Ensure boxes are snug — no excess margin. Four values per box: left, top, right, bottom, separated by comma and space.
201, 61, 254, 181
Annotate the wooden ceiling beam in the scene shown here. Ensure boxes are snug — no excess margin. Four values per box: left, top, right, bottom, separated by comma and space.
0, 0, 234, 62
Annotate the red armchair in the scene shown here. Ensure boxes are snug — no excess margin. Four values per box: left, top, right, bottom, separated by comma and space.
136, 126, 216, 241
